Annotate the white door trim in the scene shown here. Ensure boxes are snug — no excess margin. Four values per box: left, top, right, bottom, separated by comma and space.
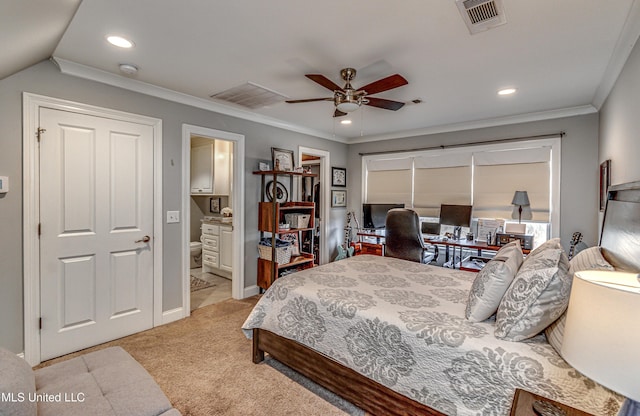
181, 124, 246, 315
22, 92, 163, 365
298, 146, 330, 265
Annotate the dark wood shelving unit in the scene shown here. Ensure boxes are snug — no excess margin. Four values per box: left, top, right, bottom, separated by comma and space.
254, 170, 317, 290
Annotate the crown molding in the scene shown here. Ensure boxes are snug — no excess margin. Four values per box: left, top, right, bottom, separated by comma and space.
52, 57, 603, 146
51, 57, 345, 143
348, 105, 597, 144
592, 0, 640, 109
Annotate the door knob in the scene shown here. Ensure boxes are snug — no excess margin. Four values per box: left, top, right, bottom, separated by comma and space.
135, 235, 151, 243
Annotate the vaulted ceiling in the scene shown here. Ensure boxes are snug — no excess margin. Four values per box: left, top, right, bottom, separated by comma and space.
3, 0, 639, 142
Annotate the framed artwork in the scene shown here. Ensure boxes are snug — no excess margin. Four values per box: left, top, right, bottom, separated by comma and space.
210, 197, 221, 214
266, 180, 289, 203
271, 147, 295, 171
332, 167, 347, 187
599, 159, 611, 212
331, 190, 347, 207
258, 160, 271, 171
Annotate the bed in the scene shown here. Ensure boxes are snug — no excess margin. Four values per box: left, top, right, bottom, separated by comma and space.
242, 180, 640, 416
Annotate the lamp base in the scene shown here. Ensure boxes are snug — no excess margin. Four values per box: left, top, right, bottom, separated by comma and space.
532, 400, 566, 416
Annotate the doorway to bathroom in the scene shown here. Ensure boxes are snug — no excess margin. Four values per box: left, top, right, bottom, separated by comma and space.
182, 124, 246, 315
189, 135, 233, 310
299, 146, 331, 265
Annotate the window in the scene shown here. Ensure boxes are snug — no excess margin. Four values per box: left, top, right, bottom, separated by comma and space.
362, 137, 561, 239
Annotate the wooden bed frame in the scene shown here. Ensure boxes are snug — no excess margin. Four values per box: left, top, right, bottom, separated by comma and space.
252, 180, 640, 416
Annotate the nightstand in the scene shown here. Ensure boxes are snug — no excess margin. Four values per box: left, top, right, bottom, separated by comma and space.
510, 389, 595, 416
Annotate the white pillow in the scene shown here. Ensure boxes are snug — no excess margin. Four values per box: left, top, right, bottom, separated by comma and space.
545, 246, 614, 354
495, 238, 571, 341
465, 240, 523, 322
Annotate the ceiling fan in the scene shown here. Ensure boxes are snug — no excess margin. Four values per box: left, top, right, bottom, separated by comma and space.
286, 68, 408, 117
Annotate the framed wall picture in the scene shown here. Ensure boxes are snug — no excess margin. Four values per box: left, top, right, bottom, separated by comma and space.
599, 159, 611, 212
258, 160, 271, 171
210, 197, 221, 214
271, 147, 295, 171
331, 190, 347, 207
332, 167, 347, 187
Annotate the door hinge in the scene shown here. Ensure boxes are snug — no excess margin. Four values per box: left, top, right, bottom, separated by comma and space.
38, 223, 41, 237
36, 127, 46, 142
39, 317, 42, 330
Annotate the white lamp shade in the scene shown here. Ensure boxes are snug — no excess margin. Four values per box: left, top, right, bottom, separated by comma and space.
561, 270, 640, 402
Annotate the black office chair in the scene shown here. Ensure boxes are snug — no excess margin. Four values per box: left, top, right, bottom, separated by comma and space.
385, 208, 436, 264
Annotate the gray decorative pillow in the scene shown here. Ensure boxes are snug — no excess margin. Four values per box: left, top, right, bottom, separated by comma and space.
0, 347, 37, 416
545, 246, 614, 354
465, 240, 523, 322
495, 238, 570, 341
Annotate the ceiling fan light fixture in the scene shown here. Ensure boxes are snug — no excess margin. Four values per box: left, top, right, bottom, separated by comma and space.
336, 101, 360, 113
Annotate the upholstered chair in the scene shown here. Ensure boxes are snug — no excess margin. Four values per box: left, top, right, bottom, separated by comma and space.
385, 208, 435, 263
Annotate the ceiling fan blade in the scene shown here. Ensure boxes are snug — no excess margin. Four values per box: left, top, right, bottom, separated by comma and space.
333, 109, 347, 118
358, 74, 408, 95
285, 97, 333, 104
365, 97, 406, 111
306, 74, 343, 91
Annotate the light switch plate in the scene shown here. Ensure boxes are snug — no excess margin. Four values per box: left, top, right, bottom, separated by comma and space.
0, 176, 8, 193
166, 211, 180, 223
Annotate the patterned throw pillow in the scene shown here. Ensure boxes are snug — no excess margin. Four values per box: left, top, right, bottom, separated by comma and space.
545, 246, 614, 354
465, 240, 523, 322
495, 238, 570, 341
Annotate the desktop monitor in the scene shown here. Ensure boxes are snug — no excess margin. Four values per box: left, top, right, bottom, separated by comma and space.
362, 203, 405, 229
439, 204, 473, 228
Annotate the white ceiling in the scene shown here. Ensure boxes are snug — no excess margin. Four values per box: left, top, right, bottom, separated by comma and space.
3, 0, 640, 142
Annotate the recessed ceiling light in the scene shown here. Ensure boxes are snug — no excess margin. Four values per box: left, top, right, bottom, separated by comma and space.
340, 120, 352, 125
107, 35, 134, 48
498, 88, 517, 96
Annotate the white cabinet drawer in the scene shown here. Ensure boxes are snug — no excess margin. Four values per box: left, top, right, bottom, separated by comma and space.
202, 250, 219, 268
201, 223, 219, 236
202, 235, 219, 252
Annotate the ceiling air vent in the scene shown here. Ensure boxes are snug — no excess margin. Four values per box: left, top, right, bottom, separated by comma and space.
210, 82, 288, 109
456, 0, 507, 35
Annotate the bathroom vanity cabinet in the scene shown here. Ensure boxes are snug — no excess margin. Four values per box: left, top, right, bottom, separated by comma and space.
201, 221, 232, 278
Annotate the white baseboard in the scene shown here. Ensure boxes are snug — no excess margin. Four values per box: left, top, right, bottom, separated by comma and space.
243, 285, 260, 298
161, 307, 186, 325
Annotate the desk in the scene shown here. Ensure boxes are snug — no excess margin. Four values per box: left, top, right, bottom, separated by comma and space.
355, 230, 386, 256
424, 237, 530, 271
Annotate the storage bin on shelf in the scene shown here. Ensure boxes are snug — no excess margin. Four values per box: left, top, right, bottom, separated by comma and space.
284, 213, 311, 228
258, 238, 292, 264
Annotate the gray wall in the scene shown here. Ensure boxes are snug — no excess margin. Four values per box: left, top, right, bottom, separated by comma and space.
347, 114, 602, 252
599, 37, 640, 186
0, 60, 347, 353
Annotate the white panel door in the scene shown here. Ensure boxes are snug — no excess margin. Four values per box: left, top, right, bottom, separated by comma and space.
39, 107, 154, 360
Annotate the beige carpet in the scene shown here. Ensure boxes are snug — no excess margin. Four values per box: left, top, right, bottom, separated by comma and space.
37, 297, 364, 416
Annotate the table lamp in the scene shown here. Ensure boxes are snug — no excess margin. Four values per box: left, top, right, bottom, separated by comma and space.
561, 270, 640, 416
511, 190, 532, 223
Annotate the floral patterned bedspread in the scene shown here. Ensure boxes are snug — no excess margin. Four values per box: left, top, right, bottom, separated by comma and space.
242, 255, 622, 416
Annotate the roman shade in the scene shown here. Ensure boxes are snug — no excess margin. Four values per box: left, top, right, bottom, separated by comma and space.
473, 147, 550, 221
413, 153, 472, 217
366, 157, 412, 205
